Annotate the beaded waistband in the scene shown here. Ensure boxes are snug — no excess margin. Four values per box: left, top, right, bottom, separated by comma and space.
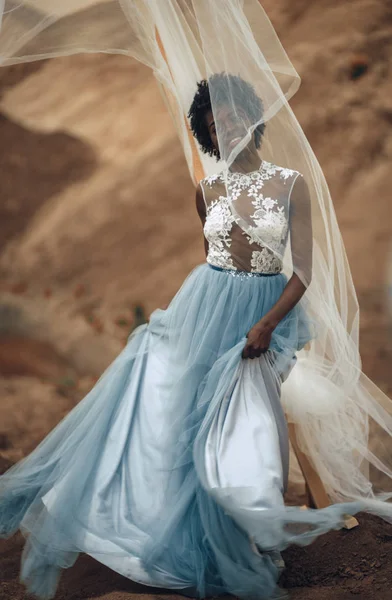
208, 264, 281, 277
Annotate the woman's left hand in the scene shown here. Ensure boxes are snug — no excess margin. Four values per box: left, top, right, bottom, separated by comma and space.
242, 318, 276, 359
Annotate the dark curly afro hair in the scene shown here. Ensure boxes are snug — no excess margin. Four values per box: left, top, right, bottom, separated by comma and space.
187, 72, 266, 160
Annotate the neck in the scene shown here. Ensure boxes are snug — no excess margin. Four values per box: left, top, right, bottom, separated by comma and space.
227, 147, 261, 174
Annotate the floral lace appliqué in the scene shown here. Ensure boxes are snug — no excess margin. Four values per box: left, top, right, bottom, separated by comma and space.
203, 196, 237, 270
250, 248, 282, 274
202, 161, 299, 273
248, 194, 288, 253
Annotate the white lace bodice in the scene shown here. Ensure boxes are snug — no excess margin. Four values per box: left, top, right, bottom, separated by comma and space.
201, 160, 301, 273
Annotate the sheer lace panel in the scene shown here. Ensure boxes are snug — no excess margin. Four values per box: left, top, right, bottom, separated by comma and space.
201, 160, 301, 273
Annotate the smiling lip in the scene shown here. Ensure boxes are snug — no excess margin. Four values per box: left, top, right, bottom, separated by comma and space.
228, 136, 242, 148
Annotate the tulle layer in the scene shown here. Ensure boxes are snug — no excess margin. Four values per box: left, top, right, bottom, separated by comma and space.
0, 263, 388, 600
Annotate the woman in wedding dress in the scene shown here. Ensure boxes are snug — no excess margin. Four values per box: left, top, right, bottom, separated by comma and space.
1, 2, 392, 600
0, 70, 382, 600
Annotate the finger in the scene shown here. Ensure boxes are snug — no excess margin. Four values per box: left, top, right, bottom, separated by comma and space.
243, 347, 252, 359
253, 347, 268, 358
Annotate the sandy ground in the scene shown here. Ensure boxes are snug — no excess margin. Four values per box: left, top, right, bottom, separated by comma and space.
1, 1, 392, 599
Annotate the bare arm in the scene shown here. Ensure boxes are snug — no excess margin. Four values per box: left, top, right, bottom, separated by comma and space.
242, 175, 312, 359
196, 183, 209, 257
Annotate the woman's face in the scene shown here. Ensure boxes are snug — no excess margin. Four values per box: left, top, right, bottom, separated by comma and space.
206, 105, 255, 157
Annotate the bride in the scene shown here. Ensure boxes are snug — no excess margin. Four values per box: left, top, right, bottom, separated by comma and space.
1, 2, 392, 600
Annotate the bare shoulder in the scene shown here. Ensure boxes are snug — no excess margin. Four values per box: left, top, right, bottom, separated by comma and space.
290, 172, 310, 201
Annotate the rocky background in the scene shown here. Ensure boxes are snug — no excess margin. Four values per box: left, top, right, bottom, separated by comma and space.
1, 1, 392, 599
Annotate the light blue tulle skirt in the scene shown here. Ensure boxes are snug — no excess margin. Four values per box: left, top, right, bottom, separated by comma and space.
0, 263, 366, 600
